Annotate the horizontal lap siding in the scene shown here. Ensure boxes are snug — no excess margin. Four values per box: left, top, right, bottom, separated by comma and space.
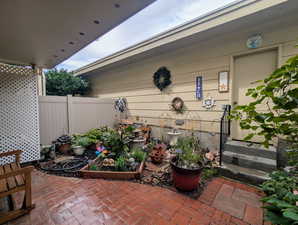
88, 23, 298, 133
89, 51, 230, 133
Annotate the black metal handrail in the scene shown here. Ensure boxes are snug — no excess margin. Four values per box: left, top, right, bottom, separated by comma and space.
219, 105, 231, 166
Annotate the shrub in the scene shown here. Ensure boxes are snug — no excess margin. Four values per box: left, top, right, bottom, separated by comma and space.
261, 171, 298, 225
46, 68, 89, 96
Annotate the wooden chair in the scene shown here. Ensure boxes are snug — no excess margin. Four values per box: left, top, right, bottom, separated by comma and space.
0, 150, 34, 224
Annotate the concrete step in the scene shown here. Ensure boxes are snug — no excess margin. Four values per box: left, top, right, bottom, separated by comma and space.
222, 150, 276, 172
224, 140, 276, 160
219, 163, 270, 185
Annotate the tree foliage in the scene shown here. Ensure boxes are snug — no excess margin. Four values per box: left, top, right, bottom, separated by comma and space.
230, 55, 298, 147
45, 69, 89, 96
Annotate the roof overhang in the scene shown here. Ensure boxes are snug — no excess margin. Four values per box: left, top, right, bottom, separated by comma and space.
74, 0, 297, 76
0, 0, 155, 69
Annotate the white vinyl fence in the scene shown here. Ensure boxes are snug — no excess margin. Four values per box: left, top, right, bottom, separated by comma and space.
39, 95, 117, 145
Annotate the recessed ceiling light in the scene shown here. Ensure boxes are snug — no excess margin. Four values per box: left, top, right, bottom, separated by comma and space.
79, 32, 85, 36
69, 41, 74, 45
94, 20, 100, 24
114, 3, 120, 8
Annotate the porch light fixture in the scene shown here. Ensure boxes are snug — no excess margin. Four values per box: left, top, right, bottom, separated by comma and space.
94, 20, 100, 24
69, 41, 74, 45
114, 3, 120, 8
79, 32, 85, 36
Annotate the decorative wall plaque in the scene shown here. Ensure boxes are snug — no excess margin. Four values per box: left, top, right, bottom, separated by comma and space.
218, 71, 229, 93
202, 96, 216, 110
196, 76, 203, 100
246, 34, 263, 49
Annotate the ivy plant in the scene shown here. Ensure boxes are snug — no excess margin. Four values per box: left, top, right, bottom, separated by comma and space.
230, 54, 298, 164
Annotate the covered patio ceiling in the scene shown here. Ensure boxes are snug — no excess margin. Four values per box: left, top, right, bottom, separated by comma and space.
0, 0, 155, 69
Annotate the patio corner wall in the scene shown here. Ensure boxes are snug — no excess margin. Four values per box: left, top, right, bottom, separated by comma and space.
39, 96, 117, 145
0, 64, 40, 164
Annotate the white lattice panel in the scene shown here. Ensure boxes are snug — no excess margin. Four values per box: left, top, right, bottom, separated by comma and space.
0, 66, 40, 164
0, 63, 33, 76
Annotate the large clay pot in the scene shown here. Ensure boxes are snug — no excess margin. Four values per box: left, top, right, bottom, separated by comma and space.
170, 157, 202, 191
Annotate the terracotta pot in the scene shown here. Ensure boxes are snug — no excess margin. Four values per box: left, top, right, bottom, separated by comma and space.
170, 157, 202, 191
150, 148, 166, 164
58, 143, 71, 154
149, 143, 167, 164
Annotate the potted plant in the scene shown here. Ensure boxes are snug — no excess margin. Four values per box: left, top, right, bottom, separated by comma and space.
72, 136, 90, 156
170, 136, 206, 191
85, 128, 102, 150
55, 135, 72, 154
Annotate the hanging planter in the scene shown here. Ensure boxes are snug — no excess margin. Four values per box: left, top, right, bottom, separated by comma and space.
153, 67, 172, 91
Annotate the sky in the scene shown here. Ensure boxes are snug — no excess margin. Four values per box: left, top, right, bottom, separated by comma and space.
57, 0, 237, 71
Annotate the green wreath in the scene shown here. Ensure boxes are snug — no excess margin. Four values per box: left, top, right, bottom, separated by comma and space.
153, 67, 172, 91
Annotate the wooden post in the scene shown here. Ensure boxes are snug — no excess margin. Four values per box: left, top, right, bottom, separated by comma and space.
24, 171, 32, 209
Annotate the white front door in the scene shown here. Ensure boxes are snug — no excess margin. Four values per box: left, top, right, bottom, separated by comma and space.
232, 49, 278, 141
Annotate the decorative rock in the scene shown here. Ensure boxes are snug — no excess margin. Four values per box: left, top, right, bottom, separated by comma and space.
103, 158, 115, 167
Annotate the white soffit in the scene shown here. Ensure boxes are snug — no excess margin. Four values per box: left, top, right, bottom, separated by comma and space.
0, 0, 155, 68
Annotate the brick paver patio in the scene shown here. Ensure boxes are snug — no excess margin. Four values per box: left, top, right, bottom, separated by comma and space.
6, 171, 266, 225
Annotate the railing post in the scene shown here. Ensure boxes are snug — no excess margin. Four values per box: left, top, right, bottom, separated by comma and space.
219, 104, 231, 166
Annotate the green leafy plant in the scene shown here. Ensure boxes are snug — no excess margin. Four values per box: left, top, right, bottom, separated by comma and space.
90, 164, 98, 171
115, 156, 127, 171
84, 128, 103, 144
174, 136, 205, 169
72, 136, 91, 147
201, 168, 218, 181
261, 171, 298, 225
131, 147, 146, 162
46, 68, 89, 96
230, 54, 298, 166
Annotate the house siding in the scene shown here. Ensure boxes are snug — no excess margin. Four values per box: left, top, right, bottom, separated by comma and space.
87, 23, 298, 141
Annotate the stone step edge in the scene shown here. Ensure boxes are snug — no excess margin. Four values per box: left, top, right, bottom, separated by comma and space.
223, 150, 276, 166
219, 163, 270, 185
224, 141, 277, 159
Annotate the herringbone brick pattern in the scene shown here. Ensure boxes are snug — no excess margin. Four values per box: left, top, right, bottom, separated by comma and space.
5, 171, 266, 225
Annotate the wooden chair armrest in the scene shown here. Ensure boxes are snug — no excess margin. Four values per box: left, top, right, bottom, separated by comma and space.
0, 166, 34, 180
0, 150, 22, 163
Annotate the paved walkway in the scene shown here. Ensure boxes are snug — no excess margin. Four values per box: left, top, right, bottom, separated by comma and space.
6, 171, 266, 225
